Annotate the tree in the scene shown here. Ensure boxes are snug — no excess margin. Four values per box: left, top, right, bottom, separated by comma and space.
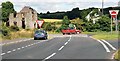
47, 11, 50, 14
1, 1, 16, 22
62, 16, 70, 25
97, 15, 111, 31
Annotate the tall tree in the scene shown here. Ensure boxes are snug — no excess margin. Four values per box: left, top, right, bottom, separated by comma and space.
1, 1, 16, 22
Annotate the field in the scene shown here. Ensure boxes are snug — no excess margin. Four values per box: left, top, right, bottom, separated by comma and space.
43, 19, 62, 22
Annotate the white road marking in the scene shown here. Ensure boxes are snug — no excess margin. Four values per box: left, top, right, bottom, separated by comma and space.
1, 38, 33, 46
64, 42, 68, 45
1, 53, 6, 56
22, 47, 25, 49
12, 49, 16, 52
68, 35, 72, 42
101, 39, 116, 50
25, 46, 28, 47
31, 44, 34, 46
7, 51, 12, 53
28, 45, 31, 46
58, 46, 64, 51
97, 40, 110, 52
17, 48, 21, 50
44, 53, 56, 60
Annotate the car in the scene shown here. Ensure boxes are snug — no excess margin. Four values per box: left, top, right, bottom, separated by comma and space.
61, 28, 81, 35
34, 30, 48, 40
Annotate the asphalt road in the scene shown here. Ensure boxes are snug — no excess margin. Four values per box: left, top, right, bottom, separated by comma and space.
1, 34, 118, 60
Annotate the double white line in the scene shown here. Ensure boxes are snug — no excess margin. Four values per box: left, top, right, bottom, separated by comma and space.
97, 39, 116, 52
90, 37, 116, 52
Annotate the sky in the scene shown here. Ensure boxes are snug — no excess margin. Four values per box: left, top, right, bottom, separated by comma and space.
0, 0, 120, 13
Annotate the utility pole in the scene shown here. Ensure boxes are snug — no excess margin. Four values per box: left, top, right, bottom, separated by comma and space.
102, 0, 104, 15
111, 16, 113, 34
115, 15, 118, 32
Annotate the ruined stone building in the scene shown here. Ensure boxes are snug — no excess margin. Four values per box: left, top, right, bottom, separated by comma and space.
9, 6, 37, 29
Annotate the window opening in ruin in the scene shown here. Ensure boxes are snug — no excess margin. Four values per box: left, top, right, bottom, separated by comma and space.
13, 21, 17, 26
22, 18, 25, 29
6, 18, 9, 26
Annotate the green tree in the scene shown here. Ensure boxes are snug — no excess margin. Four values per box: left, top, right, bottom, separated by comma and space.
62, 16, 70, 25
1, 1, 16, 22
97, 15, 111, 31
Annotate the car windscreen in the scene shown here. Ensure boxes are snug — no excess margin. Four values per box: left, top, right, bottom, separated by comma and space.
35, 30, 44, 34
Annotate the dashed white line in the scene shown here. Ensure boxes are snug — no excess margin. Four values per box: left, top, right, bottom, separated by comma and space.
101, 39, 116, 50
22, 47, 25, 49
25, 46, 28, 47
17, 48, 21, 50
97, 40, 110, 52
12, 49, 16, 52
28, 45, 31, 47
58, 46, 64, 51
7, 51, 12, 53
44, 53, 56, 60
1, 53, 6, 56
64, 42, 68, 45
31, 44, 34, 46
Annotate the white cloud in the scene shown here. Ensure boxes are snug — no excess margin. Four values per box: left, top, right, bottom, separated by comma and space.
0, 0, 119, 13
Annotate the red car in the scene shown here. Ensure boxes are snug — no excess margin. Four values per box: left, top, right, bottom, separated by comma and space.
61, 29, 81, 35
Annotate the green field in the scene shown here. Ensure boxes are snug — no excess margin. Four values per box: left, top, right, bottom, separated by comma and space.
43, 19, 62, 22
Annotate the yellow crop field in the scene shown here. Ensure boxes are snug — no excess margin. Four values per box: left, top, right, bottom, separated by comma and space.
43, 19, 62, 22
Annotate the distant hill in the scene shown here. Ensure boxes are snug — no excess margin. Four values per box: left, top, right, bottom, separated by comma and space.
38, 7, 120, 20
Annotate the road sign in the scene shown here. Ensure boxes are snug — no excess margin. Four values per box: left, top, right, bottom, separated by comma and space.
36, 20, 44, 28
109, 10, 119, 33
109, 10, 119, 18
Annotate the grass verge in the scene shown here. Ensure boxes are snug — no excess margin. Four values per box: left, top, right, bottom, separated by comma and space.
2, 29, 34, 40
83, 32, 118, 40
114, 49, 120, 60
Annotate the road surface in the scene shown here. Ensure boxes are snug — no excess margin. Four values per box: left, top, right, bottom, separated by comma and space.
0, 34, 118, 61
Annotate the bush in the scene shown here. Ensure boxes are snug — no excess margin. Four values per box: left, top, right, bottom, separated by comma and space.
10, 25, 19, 31
1, 26, 11, 36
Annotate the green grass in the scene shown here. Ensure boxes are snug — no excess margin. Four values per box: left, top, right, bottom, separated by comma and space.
114, 49, 120, 60
2, 29, 34, 40
0, 34, 2, 42
83, 32, 118, 40
43, 19, 62, 22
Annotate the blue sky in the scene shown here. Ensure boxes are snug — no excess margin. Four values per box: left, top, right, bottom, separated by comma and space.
0, 0, 120, 13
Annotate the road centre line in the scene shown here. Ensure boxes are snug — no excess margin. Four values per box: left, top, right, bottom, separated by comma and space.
1, 41, 45, 56
58, 46, 64, 51
22, 47, 25, 49
12, 49, 16, 52
101, 39, 116, 50
44, 53, 56, 61
1, 53, 6, 55
7, 51, 12, 53
64, 42, 68, 45
17, 48, 21, 50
